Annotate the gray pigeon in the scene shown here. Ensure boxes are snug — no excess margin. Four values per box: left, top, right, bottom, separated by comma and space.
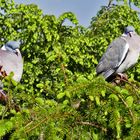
96, 26, 140, 80
0, 40, 23, 102
0, 40, 23, 82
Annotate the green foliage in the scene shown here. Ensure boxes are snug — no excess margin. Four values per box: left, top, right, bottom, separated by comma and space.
0, 0, 140, 139
116, 0, 140, 7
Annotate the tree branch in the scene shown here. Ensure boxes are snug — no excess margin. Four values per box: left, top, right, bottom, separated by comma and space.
76, 121, 107, 132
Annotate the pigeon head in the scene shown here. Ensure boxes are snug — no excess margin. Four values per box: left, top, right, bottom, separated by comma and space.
124, 26, 135, 35
2, 40, 20, 54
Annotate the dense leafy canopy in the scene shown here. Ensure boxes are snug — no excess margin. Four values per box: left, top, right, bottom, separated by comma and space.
0, 0, 140, 139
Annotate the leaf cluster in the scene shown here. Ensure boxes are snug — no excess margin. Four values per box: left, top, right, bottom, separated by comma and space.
0, 0, 140, 139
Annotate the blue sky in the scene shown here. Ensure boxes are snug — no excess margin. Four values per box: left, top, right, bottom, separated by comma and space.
14, 0, 108, 27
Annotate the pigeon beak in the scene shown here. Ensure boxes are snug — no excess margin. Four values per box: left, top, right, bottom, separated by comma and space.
129, 32, 133, 37
128, 32, 132, 37
15, 49, 19, 56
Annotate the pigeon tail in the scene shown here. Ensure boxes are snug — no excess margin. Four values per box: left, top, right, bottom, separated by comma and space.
102, 69, 115, 80
0, 89, 7, 102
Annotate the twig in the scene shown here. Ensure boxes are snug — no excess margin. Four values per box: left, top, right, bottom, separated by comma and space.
129, 0, 131, 8
107, 0, 113, 7
115, 78, 140, 99
25, 112, 72, 133
61, 64, 68, 85
25, 117, 48, 133
117, 94, 135, 123
24, 121, 34, 128
96, 83, 136, 124
76, 121, 107, 132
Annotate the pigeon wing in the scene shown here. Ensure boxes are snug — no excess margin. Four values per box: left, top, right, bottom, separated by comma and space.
96, 37, 129, 79
0, 50, 23, 81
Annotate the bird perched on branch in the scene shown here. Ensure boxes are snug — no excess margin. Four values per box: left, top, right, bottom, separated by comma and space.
96, 26, 140, 82
0, 40, 23, 101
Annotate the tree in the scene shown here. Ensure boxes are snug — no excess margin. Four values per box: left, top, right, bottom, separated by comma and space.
0, 0, 140, 139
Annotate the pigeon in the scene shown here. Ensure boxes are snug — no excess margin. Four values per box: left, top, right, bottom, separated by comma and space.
0, 40, 23, 101
0, 40, 23, 82
96, 26, 140, 81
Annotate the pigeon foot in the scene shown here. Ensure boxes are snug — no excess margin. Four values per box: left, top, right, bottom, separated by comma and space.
0, 89, 8, 102
112, 73, 128, 85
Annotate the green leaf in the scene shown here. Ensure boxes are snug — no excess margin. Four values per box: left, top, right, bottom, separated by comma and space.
101, 90, 106, 97
115, 86, 121, 92
95, 96, 100, 105
121, 89, 129, 95
65, 91, 71, 98
57, 92, 65, 99
63, 100, 69, 105
116, 123, 121, 139
109, 94, 119, 101
35, 97, 44, 105
89, 95, 94, 101
36, 83, 44, 88
125, 96, 134, 107
125, 123, 132, 128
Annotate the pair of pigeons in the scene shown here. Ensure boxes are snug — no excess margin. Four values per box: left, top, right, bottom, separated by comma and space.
96, 26, 140, 81
0, 40, 23, 99
0, 26, 139, 91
